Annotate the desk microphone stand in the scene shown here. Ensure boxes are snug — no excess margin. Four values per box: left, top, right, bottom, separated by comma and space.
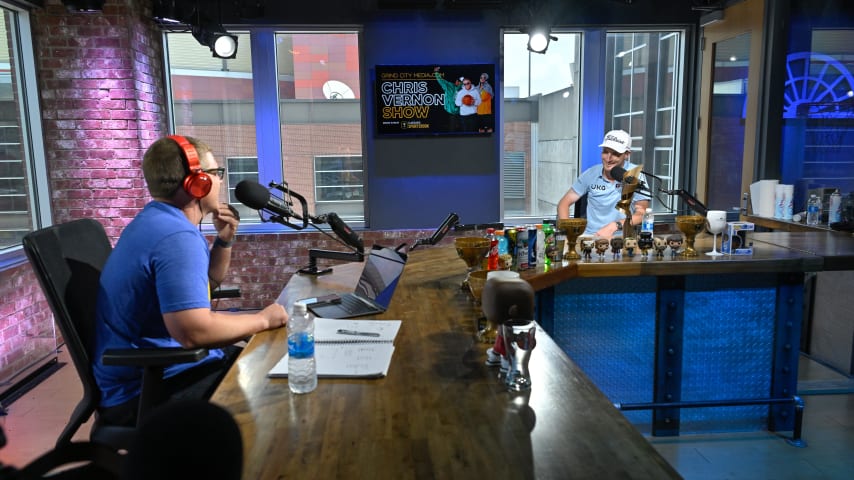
264, 181, 365, 276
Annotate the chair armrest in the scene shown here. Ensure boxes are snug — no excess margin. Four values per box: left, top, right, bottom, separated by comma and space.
102, 347, 208, 367
212, 287, 241, 299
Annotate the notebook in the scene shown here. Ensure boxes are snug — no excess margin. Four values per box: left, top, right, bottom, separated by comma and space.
268, 318, 402, 378
304, 245, 407, 319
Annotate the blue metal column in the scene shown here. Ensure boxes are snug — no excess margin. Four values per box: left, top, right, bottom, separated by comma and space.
653, 275, 685, 436
769, 272, 804, 432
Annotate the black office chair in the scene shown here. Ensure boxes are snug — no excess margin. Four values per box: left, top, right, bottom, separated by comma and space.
1, 399, 242, 480
22, 219, 208, 450
574, 193, 588, 218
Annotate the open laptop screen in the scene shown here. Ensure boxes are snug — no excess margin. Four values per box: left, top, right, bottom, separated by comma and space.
355, 246, 407, 308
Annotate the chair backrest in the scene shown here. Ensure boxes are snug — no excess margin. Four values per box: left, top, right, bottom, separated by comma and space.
574, 193, 588, 218
22, 219, 113, 446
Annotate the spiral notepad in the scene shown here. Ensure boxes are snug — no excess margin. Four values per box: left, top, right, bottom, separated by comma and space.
268, 318, 401, 378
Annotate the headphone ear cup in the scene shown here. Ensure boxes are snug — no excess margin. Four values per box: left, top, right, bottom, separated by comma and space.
168, 134, 211, 199
183, 171, 212, 199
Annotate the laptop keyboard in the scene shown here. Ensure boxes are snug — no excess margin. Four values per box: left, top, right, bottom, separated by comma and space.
340, 294, 378, 316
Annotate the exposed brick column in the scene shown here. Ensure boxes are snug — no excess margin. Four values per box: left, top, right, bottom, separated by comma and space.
32, 0, 165, 239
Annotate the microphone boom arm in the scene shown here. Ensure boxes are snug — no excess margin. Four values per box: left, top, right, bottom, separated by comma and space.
267, 180, 312, 230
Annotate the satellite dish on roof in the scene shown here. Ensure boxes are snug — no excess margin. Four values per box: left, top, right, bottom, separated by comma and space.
322, 80, 355, 99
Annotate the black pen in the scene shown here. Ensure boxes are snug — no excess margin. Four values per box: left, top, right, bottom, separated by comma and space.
337, 329, 381, 337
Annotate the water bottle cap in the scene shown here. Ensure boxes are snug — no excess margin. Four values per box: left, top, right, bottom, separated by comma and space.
293, 302, 307, 314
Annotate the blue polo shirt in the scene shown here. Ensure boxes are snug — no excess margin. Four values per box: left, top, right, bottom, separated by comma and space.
571, 162, 650, 235
93, 201, 224, 408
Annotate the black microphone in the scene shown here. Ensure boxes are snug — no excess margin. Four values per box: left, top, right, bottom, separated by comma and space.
610, 166, 649, 193
428, 212, 459, 245
321, 212, 364, 253
235, 180, 294, 218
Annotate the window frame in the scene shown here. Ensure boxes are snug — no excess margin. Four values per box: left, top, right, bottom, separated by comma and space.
0, 2, 50, 269
163, 27, 366, 235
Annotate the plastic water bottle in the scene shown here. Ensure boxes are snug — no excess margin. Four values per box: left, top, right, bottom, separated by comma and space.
829, 189, 842, 224
641, 208, 655, 233
287, 301, 317, 394
806, 194, 821, 226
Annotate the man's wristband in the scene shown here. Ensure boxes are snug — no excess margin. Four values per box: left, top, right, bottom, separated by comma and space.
213, 236, 234, 249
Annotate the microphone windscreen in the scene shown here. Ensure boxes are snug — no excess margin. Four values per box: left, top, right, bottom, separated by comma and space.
610, 166, 627, 182
235, 180, 270, 210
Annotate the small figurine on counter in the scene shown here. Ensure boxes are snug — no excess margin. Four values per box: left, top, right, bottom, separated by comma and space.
623, 237, 637, 258
594, 237, 610, 261
610, 237, 624, 260
653, 236, 668, 259
580, 236, 595, 261
637, 231, 654, 259
667, 234, 683, 257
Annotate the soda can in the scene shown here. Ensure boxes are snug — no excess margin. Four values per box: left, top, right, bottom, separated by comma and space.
527, 225, 538, 268
505, 228, 517, 260
516, 228, 529, 270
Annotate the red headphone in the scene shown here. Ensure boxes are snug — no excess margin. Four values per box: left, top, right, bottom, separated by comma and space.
168, 134, 212, 199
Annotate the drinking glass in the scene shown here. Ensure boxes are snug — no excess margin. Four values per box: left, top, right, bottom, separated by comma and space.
501, 319, 537, 392
705, 210, 727, 256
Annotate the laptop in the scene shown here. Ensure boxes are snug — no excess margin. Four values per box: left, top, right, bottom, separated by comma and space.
304, 245, 407, 319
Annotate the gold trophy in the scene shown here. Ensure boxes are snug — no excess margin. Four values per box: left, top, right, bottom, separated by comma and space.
557, 218, 587, 260
454, 237, 490, 288
615, 164, 644, 239
675, 215, 706, 257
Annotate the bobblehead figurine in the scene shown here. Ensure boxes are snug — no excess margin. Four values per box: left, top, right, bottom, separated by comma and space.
594, 237, 610, 261
667, 234, 683, 257
610, 236, 624, 260
653, 236, 668, 258
623, 237, 638, 258
580, 236, 595, 261
637, 231, 654, 259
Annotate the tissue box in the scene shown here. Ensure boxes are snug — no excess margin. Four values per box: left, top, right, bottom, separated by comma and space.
721, 222, 754, 255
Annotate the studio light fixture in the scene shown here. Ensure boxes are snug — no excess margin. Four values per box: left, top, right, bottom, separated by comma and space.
526, 27, 557, 54
192, 23, 238, 59
61, 0, 104, 13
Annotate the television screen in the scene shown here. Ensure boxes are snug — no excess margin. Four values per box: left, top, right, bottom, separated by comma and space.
374, 64, 495, 136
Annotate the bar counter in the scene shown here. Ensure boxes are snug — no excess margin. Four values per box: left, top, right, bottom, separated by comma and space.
520, 233, 820, 437
211, 245, 682, 479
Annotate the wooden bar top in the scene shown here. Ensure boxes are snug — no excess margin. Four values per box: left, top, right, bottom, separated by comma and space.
750, 230, 854, 270
211, 245, 682, 479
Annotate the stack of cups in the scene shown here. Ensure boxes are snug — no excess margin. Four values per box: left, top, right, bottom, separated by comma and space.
774, 184, 794, 220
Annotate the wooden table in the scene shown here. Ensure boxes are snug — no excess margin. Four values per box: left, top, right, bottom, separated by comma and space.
211, 247, 681, 479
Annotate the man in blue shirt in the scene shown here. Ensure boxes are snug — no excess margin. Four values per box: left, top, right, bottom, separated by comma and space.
94, 135, 288, 427
557, 129, 651, 237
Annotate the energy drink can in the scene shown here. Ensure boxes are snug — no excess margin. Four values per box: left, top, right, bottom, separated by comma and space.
516, 227, 529, 270
527, 225, 537, 268
505, 228, 517, 260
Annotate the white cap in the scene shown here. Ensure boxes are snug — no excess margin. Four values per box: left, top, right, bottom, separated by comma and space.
599, 129, 632, 154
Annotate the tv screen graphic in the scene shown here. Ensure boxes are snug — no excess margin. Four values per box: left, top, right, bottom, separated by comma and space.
375, 64, 495, 136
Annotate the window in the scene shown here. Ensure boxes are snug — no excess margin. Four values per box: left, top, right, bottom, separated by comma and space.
605, 31, 686, 213
165, 30, 364, 228
502, 32, 582, 220
276, 32, 364, 223
166, 31, 256, 215
313, 155, 363, 219
0, 4, 48, 262
501, 29, 686, 222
